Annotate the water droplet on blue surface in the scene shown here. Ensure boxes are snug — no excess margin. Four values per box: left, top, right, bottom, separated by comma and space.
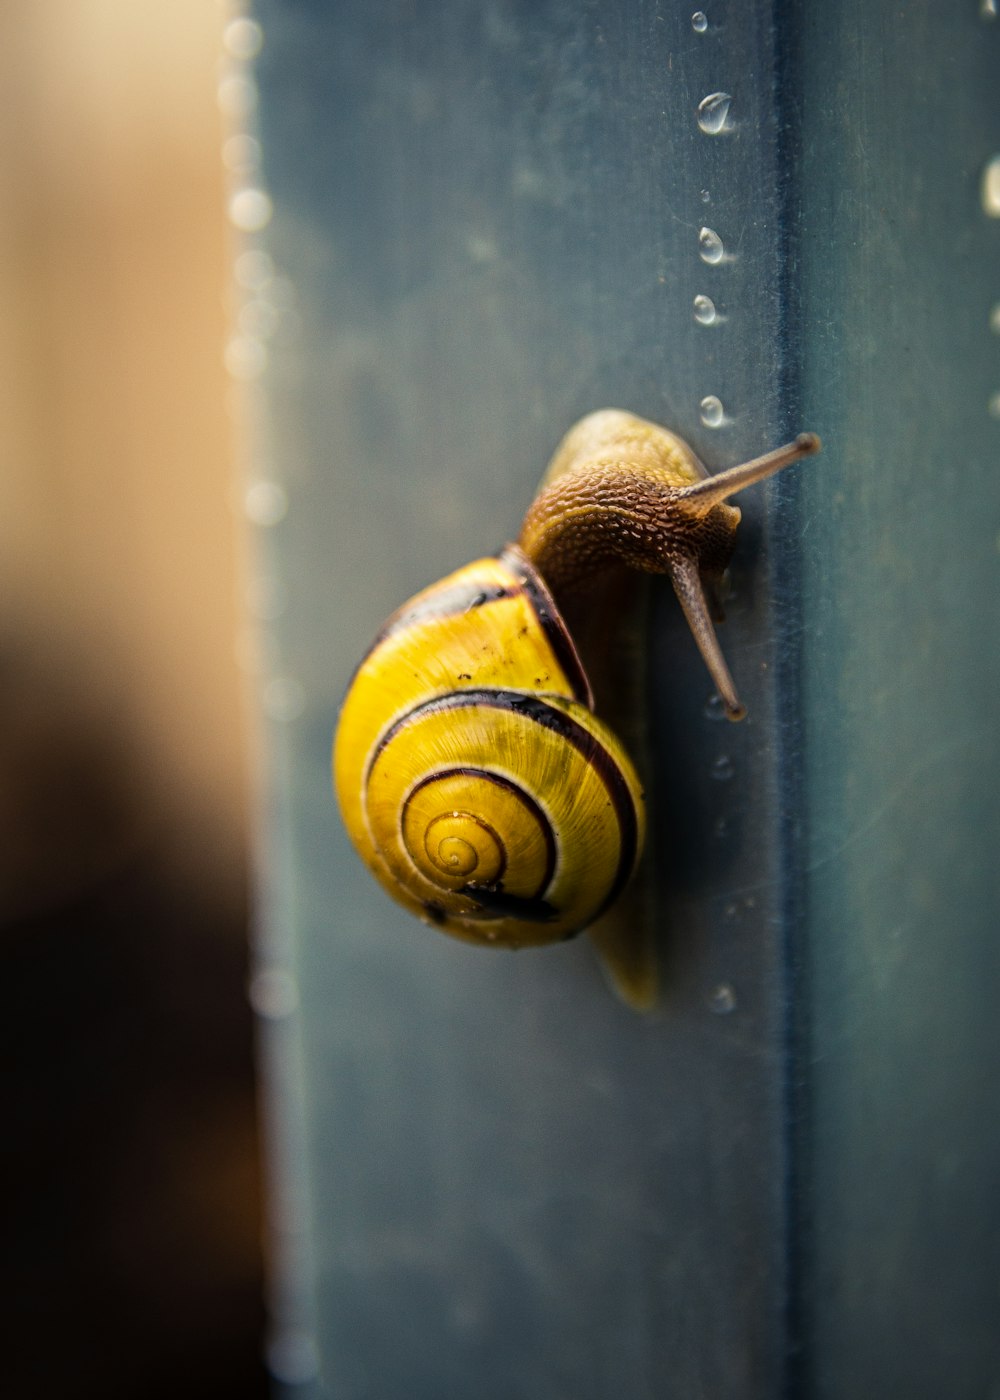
697, 91, 732, 134
981, 155, 1000, 216
691, 11, 708, 32
244, 480, 287, 526
224, 17, 264, 59
709, 983, 737, 1014
467, 234, 499, 263
225, 336, 267, 380
711, 753, 735, 780
229, 187, 273, 232
217, 73, 257, 118
264, 676, 306, 722
222, 133, 261, 174
249, 968, 299, 1018
700, 395, 726, 428
693, 294, 718, 325
267, 1330, 321, 1385
698, 226, 725, 263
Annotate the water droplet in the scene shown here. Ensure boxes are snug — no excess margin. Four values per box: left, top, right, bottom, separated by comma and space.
982, 155, 1000, 217
267, 1330, 321, 1385
511, 164, 545, 198
982, 0, 997, 18
700, 395, 726, 428
700, 188, 711, 203
711, 753, 735, 781
239, 299, 281, 340
229, 187, 273, 232
989, 390, 1000, 419
703, 693, 727, 721
466, 233, 499, 263
248, 967, 299, 1018
223, 16, 264, 59
244, 480, 287, 526
225, 336, 267, 380
264, 676, 307, 722
266, 276, 299, 313
696, 91, 732, 135
222, 133, 261, 174
216, 72, 258, 119
693, 294, 718, 325
691, 10, 708, 32
708, 982, 737, 1014
698, 225, 725, 263
990, 303, 1000, 334
234, 248, 274, 291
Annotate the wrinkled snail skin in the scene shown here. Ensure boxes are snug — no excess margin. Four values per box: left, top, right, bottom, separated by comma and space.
333, 408, 820, 956
519, 410, 821, 721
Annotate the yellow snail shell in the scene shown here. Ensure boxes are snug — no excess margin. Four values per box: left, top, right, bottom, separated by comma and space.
334, 545, 645, 948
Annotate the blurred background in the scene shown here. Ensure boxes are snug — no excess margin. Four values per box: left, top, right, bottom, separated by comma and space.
0, 3, 268, 1394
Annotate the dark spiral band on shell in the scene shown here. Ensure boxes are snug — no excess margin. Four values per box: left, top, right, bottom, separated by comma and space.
403, 765, 559, 899
348, 547, 592, 708
365, 688, 640, 921
497, 545, 592, 706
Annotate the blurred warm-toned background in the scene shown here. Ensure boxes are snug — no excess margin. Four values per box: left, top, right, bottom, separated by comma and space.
1, 3, 267, 1394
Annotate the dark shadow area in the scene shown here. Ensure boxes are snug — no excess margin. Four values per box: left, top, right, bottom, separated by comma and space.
0, 636, 269, 1399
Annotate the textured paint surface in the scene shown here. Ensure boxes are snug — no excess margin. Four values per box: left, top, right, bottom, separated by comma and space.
246, 1, 999, 1397
249, 2, 796, 1395
790, 1, 1000, 1395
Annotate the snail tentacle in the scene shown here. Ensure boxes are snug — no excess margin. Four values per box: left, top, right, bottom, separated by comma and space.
667, 553, 746, 721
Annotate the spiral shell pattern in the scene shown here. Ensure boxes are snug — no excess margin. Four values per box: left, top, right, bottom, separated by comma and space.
334, 547, 645, 948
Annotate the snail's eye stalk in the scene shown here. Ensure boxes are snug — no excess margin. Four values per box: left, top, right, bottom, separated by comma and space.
678, 432, 822, 513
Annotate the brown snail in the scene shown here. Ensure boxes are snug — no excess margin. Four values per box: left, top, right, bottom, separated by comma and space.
333, 410, 820, 1001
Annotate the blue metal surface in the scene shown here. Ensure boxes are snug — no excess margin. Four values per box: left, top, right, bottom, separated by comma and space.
243, 2, 1000, 1396
790, 2, 1000, 1395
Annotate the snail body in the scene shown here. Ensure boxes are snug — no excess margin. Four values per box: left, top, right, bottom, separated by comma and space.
334, 410, 820, 987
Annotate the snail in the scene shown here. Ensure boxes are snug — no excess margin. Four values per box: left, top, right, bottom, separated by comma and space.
333, 410, 820, 998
